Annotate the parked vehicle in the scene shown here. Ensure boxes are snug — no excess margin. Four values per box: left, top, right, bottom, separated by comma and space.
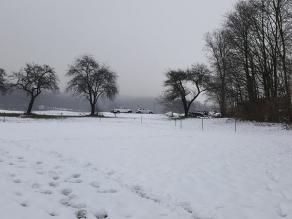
208, 111, 222, 118
165, 112, 185, 118
136, 108, 153, 114
111, 108, 132, 113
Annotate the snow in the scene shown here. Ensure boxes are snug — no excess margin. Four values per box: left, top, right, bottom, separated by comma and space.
0, 113, 292, 219
0, 109, 87, 116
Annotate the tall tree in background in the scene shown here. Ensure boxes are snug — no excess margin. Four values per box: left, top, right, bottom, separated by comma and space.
11, 64, 59, 114
0, 68, 7, 94
205, 0, 292, 122
205, 30, 232, 117
66, 55, 118, 116
162, 64, 210, 117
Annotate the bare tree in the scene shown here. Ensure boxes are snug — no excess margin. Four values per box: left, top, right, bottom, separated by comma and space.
11, 64, 59, 114
66, 55, 118, 116
205, 30, 231, 117
205, 0, 292, 122
162, 64, 210, 117
0, 68, 7, 94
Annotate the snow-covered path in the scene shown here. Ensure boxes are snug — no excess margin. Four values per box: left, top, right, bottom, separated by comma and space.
0, 115, 292, 219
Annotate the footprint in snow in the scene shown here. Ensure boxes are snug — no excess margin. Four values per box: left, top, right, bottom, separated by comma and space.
70, 202, 87, 209
61, 188, 73, 196
48, 171, 60, 181
15, 165, 26, 169
14, 191, 22, 197
75, 209, 87, 219
54, 165, 63, 170
131, 185, 160, 203
52, 176, 60, 181
49, 181, 59, 188
60, 197, 72, 207
179, 202, 193, 214
83, 162, 92, 168
107, 171, 115, 176
277, 203, 289, 218
94, 209, 108, 219
48, 211, 59, 217
64, 173, 82, 183
36, 170, 45, 175
98, 189, 118, 194
90, 181, 100, 188
40, 189, 53, 195
20, 201, 29, 207
31, 183, 41, 189
60, 199, 83, 209
17, 156, 24, 162
59, 193, 78, 207
66, 178, 82, 184
13, 179, 22, 184
50, 151, 63, 158
72, 173, 81, 178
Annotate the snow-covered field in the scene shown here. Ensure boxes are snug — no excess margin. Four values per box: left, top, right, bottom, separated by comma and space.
0, 113, 291, 219
0, 109, 87, 116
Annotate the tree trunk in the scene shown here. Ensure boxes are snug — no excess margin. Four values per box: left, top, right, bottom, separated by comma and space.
181, 97, 189, 117
184, 106, 189, 118
90, 103, 95, 116
26, 96, 35, 115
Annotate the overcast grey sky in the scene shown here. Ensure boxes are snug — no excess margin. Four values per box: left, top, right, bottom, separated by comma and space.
0, 0, 237, 97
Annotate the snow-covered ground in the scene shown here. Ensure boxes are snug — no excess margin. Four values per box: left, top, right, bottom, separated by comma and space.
0, 113, 291, 219
0, 109, 87, 116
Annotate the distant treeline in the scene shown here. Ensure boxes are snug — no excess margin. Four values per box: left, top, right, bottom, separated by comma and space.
205, 0, 292, 122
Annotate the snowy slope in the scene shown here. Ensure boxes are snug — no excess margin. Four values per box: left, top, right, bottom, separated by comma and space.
0, 115, 291, 219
